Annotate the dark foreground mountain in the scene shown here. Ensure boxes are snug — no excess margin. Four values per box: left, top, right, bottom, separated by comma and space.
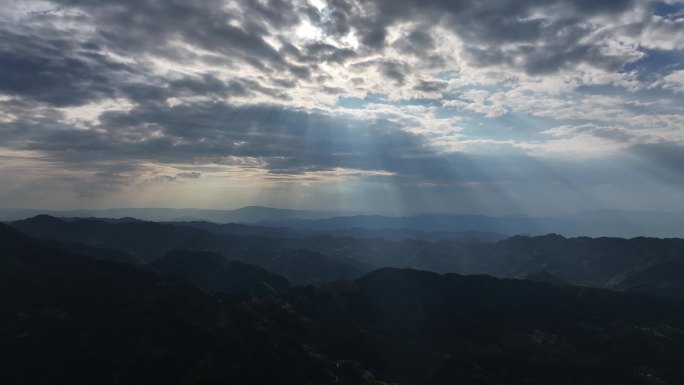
0, 223, 383, 385
295, 268, 684, 384
3, 223, 684, 384
146, 250, 291, 296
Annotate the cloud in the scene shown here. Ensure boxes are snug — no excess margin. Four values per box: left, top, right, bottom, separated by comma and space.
176, 171, 202, 179
542, 124, 637, 143
657, 69, 684, 92
311, 0, 647, 74
0, 27, 137, 107
50, 0, 294, 65
0, 0, 683, 212
4, 95, 673, 191
15, 101, 461, 180
413, 80, 448, 93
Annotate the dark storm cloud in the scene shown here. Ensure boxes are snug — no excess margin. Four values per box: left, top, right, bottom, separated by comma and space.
119, 75, 269, 106
0, 27, 136, 107
406, 29, 435, 50
48, 0, 305, 74
314, 0, 643, 74
303, 43, 357, 64
0, 0, 319, 109
0, 6, 288, 109
3, 97, 660, 189
0, 100, 83, 154
379, 61, 406, 85
2, 99, 467, 182
93, 103, 444, 177
124, 75, 290, 105
1, 0, 650, 114
413, 80, 448, 93
394, 28, 436, 56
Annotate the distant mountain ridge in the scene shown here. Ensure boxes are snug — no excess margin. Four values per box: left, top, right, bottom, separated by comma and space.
10, 215, 684, 300
173, 220, 506, 242
9, 215, 374, 284
3, 206, 683, 238
266, 212, 684, 238
0, 206, 341, 223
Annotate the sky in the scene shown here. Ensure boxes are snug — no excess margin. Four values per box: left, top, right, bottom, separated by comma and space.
0, 0, 683, 215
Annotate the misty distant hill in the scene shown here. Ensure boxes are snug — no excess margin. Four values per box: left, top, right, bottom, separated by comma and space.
0, 206, 341, 223
3, 207, 684, 238
265, 211, 684, 238
172, 220, 505, 242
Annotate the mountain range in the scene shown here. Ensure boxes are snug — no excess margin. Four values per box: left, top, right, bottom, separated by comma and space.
0, 206, 339, 223
2, 221, 684, 384
3, 206, 684, 238
8, 215, 684, 300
